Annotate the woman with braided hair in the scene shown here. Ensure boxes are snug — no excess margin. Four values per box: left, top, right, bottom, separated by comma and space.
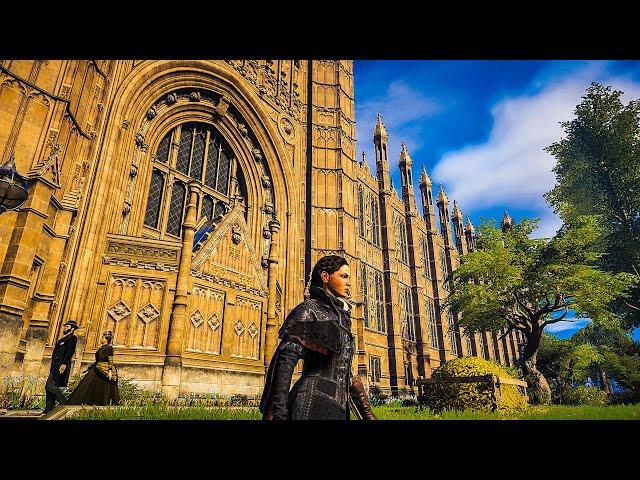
260, 255, 377, 420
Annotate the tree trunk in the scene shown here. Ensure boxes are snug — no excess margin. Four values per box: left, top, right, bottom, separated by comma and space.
519, 331, 552, 404
598, 365, 612, 395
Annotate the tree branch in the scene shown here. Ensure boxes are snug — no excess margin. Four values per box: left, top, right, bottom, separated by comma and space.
623, 300, 640, 312
542, 309, 570, 327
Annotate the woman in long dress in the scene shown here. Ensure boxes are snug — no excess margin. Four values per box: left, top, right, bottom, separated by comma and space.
66, 331, 121, 406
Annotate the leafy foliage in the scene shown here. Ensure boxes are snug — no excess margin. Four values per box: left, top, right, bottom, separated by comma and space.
545, 82, 640, 326
446, 215, 636, 404
565, 386, 609, 406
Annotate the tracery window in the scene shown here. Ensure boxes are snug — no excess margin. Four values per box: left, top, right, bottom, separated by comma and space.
362, 264, 385, 333
371, 195, 380, 246
358, 186, 365, 237
425, 297, 438, 349
144, 122, 241, 238
464, 329, 474, 356
370, 356, 381, 384
399, 284, 415, 341
421, 235, 431, 279
479, 332, 487, 359
440, 246, 449, 291
447, 310, 458, 355
396, 216, 409, 264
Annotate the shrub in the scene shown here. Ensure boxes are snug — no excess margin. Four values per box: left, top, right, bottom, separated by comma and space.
565, 386, 609, 406
368, 384, 389, 405
422, 356, 528, 413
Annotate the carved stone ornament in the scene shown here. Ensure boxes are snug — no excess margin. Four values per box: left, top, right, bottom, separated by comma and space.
261, 176, 271, 189
135, 133, 145, 149
232, 225, 242, 245
166, 93, 178, 104
234, 320, 245, 335
189, 91, 201, 102
107, 300, 131, 322
261, 258, 269, 269
208, 314, 221, 331
263, 228, 272, 240
238, 124, 248, 137
146, 107, 157, 120
215, 95, 230, 116
190, 310, 204, 328
264, 204, 274, 214
122, 202, 131, 216
130, 164, 138, 178
248, 323, 259, 338
138, 303, 160, 324
253, 149, 262, 162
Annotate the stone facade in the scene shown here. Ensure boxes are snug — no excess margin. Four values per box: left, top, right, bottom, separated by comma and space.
0, 60, 524, 399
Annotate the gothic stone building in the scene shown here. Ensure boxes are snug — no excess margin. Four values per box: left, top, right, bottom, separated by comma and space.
0, 60, 524, 399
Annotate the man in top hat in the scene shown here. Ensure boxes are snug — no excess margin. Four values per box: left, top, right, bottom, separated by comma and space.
43, 320, 79, 414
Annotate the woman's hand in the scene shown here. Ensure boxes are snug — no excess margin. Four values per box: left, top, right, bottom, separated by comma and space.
108, 371, 113, 381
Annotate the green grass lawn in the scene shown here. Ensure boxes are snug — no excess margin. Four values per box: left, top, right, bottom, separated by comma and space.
65, 403, 640, 420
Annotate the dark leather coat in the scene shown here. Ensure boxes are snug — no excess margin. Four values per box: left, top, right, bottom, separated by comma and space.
260, 286, 354, 420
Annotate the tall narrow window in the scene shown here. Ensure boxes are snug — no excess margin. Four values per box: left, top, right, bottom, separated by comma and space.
166, 181, 186, 237
374, 270, 385, 332
465, 329, 473, 356
371, 196, 380, 246
358, 186, 365, 237
216, 149, 231, 194
201, 194, 214, 221
426, 297, 439, 349
189, 127, 206, 180
205, 136, 219, 189
479, 333, 487, 359
361, 266, 369, 328
176, 125, 193, 175
370, 356, 381, 384
144, 170, 165, 228
421, 235, 431, 279
156, 133, 171, 164
447, 311, 458, 355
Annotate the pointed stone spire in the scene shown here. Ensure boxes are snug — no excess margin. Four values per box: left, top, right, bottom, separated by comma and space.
399, 141, 412, 166
419, 164, 432, 187
452, 200, 462, 219
501, 211, 514, 231
373, 113, 388, 139
465, 215, 475, 234
361, 150, 366, 165
437, 184, 448, 204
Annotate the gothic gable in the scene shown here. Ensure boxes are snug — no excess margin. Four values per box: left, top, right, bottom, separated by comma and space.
191, 203, 267, 294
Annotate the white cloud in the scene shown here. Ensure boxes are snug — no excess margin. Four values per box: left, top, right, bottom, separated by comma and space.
432, 63, 640, 238
544, 318, 591, 334
356, 80, 440, 174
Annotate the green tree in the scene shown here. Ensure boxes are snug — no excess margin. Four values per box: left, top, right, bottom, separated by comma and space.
545, 82, 640, 326
446, 216, 636, 404
572, 321, 640, 399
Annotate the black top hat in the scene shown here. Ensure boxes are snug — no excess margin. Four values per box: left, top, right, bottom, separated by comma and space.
63, 320, 79, 329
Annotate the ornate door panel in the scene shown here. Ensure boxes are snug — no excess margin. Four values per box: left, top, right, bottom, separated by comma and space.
102, 275, 166, 349
230, 296, 263, 360
186, 285, 226, 354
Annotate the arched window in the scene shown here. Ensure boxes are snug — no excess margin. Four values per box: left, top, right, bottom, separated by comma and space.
144, 122, 245, 238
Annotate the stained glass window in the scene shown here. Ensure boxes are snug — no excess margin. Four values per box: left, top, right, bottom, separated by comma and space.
156, 133, 171, 164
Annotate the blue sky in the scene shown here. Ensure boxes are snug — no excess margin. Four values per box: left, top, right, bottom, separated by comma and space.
353, 60, 640, 340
